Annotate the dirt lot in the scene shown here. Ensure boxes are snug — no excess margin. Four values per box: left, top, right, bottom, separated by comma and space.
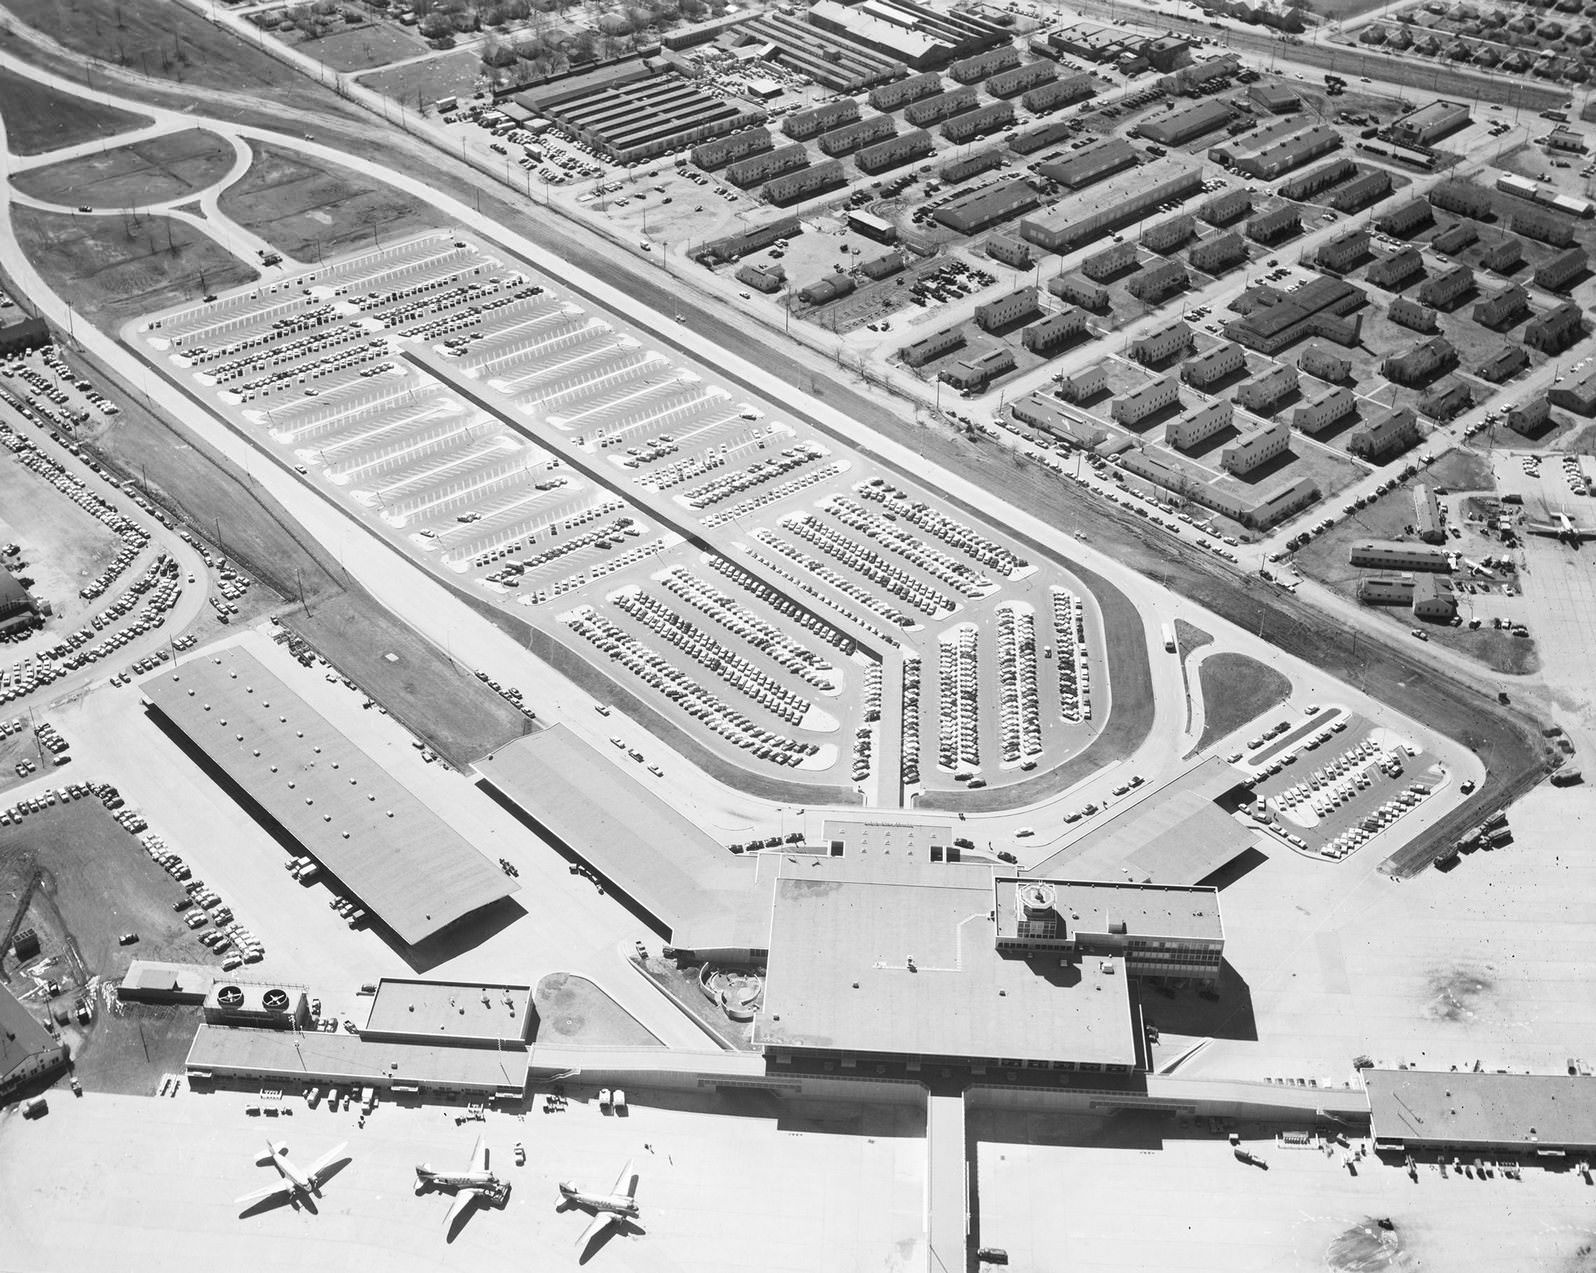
13, 128, 236, 209
0, 448, 125, 635
0, 62, 150, 156
0, 729, 50, 795
216, 140, 438, 262
1194, 651, 1291, 752
532, 971, 660, 1047
0, 797, 219, 1093
12, 205, 257, 333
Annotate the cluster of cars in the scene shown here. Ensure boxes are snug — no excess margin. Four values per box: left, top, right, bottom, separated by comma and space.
755, 521, 913, 638
1051, 589, 1093, 725
659, 565, 840, 692
996, 606, 1044, 766
782, 510, 956, 618
327, 893, 369, 931
824, 494, 993, 599
725, 832, 807, 854
482, 509, 635, 590
4, 348, 117, 426
0, 777, 104, 825
48, 554, 183, 675
698, 458, 841, 531
901, 654, 923, 786
679, 441, 828, 510
851, 664, 881, 784
610, 432, 679, 465
856, 478, 1027, 576
565, 604, 820, 767
936, 625, 983, 772
1555, 452, 1590, 498
903, 260, 998, 308
706, 555, 859, 659
471, 668, 539, 722
615, 588, 813, 726
1285, 465, 1423, 552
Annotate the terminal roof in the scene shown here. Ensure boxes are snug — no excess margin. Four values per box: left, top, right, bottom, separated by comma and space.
758, 859, 1137, 1067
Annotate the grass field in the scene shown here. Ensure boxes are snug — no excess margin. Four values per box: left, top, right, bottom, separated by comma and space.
6, 0, 310, 93
291, 21, 430, 73
13, 128, 236, 209
216, 141, 438, 262
0, 62, 150, 156
281, 590, 534, 768
12, 205, 257, 332
1194, 651, 1292, 752
0, 797, 219, 1093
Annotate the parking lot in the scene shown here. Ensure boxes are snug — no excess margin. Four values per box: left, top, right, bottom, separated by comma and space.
1234, 707, 1448, 860
130, 232, 1128, 801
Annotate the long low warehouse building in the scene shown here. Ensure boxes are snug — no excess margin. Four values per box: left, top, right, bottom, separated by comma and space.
141, 647, 519, 947
1367, 1069, 1596, 1156
1022, 161, 1202, 254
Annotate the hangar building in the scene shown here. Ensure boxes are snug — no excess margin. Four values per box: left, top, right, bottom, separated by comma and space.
141, 648, 518, 948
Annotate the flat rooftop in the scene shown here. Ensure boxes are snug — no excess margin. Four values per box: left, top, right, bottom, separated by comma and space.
1366, 1069, 1596, 1151
187, 1024, 530, 1094
758, 859, 1138, 1067
821, 818, 955, 857
142, 649, 518, 947
363, 977, 532, 1045
119, 959, 217, 1001
475, 727, 765, 950
993, 877, 1223, 944
1032, 757, 1254, 883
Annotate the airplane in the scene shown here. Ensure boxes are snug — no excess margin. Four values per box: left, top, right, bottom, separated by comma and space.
558, 1159, 641, 1248
236, 1140, 348, 1210
415, 1134, 510, 1229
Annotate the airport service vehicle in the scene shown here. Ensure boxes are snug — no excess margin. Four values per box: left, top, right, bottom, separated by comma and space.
560, 1159, 642, 1248
235, 1140, 348, 1210
415, 1134, 510, 1228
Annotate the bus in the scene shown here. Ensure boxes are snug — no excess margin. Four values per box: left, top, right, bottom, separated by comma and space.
1162, 623, 1176, 654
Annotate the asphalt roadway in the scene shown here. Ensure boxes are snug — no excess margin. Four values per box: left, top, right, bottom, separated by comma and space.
0, 19, 1542, 865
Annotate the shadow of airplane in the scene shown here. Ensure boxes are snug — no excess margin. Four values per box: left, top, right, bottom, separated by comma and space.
578, 1219, 646, 1265
443, 1187, 511, 1244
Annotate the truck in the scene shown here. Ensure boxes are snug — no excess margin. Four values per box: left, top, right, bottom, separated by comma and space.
296, 863, 321, 885
1161, 623, 1176, 654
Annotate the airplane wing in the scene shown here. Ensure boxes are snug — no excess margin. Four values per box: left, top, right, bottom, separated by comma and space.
235, 1180, 292, 1208
468, 1135, 487, 1175
576, 1210, 617, 1249
444, 1188, 478, 1231
612, 1159, 639, 1200
305, 1141, 349, 1185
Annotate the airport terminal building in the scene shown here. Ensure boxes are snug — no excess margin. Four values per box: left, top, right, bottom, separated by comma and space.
757, 861, 1222, 1076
